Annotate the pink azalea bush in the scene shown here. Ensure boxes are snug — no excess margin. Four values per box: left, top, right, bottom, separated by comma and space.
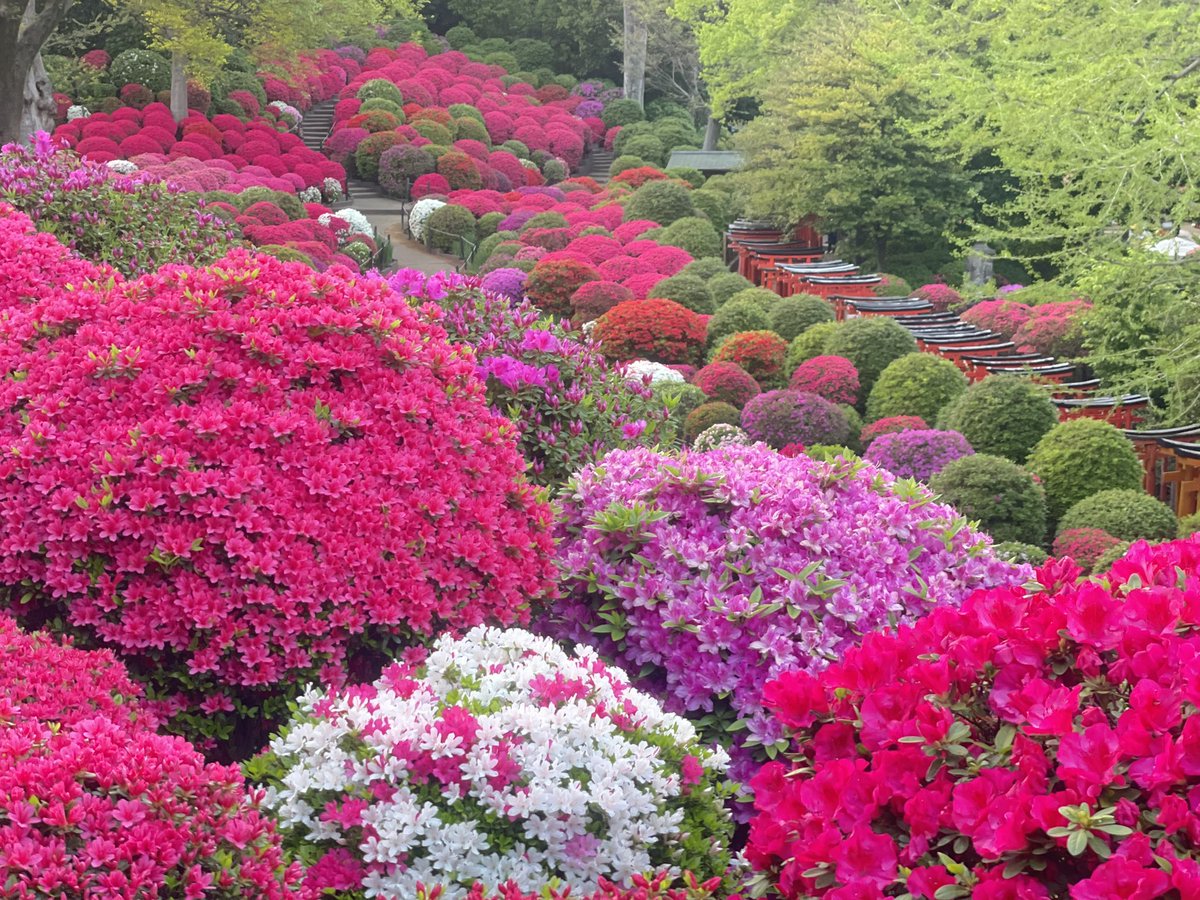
864, 428, 976, 481
788, 355, 860, 406
0, 217, 555, 749
547, 445, 1025, 788
255, 627, 734, 898
0, 619, 304, 896
745, 539, 1200, 899
860, 415, 929, 448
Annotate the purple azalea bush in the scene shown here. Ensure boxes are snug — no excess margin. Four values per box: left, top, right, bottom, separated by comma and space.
547, 445, 1025, 791
864, 428, 974, 481
479, 266, 528, 302
394, 270, 670, 485
740, 389, 850, 449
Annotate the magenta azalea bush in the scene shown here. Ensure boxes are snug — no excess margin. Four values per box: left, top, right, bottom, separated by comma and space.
788, 355, 860, 406
745, 539, 1200, 899
864, 428, 975, 481
547, 445, 1024, 787
741, 390, 851, 449
0, 218, 556, 751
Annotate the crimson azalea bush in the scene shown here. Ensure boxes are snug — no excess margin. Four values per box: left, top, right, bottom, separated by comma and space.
789, 355, 860, 406
711, 331, 790, 388
404, 270, 670, 486
414, 873, 729, 900
745, 538, 1200, 899
547, 445, 1024, 787
0, 223, 555, 752
1053, 527, 1125, 572
914, 282, 963, 312
962, 298, 1034, 339
593, 299, 707, 365
693, 361, 762, 408
0, 620, 304, 896
525, 257, 600, 317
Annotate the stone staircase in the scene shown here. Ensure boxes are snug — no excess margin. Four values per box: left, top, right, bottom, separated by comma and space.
581, 148, 615, 183
299, 99, 336, 153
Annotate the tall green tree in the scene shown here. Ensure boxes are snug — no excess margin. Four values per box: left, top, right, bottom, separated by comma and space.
734, 6, 969, 270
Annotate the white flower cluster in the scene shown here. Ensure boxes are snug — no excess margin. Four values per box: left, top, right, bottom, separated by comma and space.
105, 159, 138, 175
519, 159, 538, 170
692, 424, 754, 452
623, 360, 685, 386
409, 197, 446, 241
66, 105, 90, 121
319, 208, 373, 245
299, 185, 322, 203
322, 177, 345, 202
268, 100, 303, 131
263, 627, 729, 900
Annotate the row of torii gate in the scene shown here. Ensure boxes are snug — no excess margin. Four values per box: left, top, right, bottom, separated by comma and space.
724, 220, 1200, 518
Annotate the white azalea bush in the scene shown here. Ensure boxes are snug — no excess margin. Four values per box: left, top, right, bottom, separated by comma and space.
623, 360, 685, 385
691, 424, 753, 451
410, 198, 446, 241
253, 627, 734, 900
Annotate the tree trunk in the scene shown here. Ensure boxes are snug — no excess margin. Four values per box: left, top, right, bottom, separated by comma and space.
622, 0, 648, 107
170, 50, 188, 122
702, 115, 720, 151
21, 51, 55, 141
875, 234, 888, 272
0, 0, 74, 145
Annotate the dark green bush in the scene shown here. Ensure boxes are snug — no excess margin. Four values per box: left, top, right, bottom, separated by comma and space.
657, 216, 722, 259
602, 99, 647, 128
991, 542, 1050, 566
621, 135, 666, 167
454, 117, 491, 144
501, 140, 530, 159
445, 24, 477, 48
690, 188, 732, 231
867, 353, 968, 423
476, 212, 504, 240
1025, 418, 1145, 522
707, 299, 772, 347
768, 294, 835, 342
1056, 489, 1178, 542
930, 454, 1048, 545
511, 37, 556, 70
664, 167, 705, 189
426, 204, 477, 253
623, 180, 695, 226
609, 155, 646, 177
709, 272, 755, 307
682, 258, 728, 280
110, 49, 170, 93
684, 401, 740, 443
648, 273, 713, 315
936, 376, 1060, 465
448, 103, 485, 123
412, 120, 453, 145
785, 321, 841, 375
726, 287, 780, 312
354, 132, 406, 182
822, 317, 918, 397
520, 211, 568, 233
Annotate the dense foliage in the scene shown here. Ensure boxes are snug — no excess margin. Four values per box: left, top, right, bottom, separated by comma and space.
937, 376, 1060, 464
930, 453, 1048, 545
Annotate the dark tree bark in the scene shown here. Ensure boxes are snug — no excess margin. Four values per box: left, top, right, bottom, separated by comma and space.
0, 0, 74, 145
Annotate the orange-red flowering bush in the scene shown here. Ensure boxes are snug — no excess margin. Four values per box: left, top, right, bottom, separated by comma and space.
593, 299, 707, 365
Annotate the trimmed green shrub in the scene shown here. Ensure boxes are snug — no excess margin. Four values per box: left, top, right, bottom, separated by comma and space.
448, 103, 485, 123
354, 132, 406, 182
445, 24, 477, 48
785, 321, 841, 375
1025, 418, 1145, 522
476, 212, 504, 240
454, 117, 491, 144
657, 216, 722, 259
665, 167, 705, 189
990, 542, 1050, 566
684, 401, 740, 443
360, 98, 404, 117
682, 258, 728, 280
707, 299, 772, 347
521, 211, 569, 233
930, 454, 1048, 545
412, 120, 452, 145
501, 140, 530, 159
822, 317, 918, 397
511, 37, 556, 70
602, 99, 647, 129
609, 155, 646, 177
425, 204, 477, 253
866, 353, 968, 423
1056, 489, 1178, 542
649, 273, 714, 315
768, 294, 835, 342
936, 376, 1060, 465
357, 79, 404, 106
623, 180, 695, 226
621, 135, 666, 166
1181, 513, 1200, 537
726, 287, 780, 313
541, 158, 568, 183
690, 188, 732, 231
110, 49, 170, 93
709, 272, 755, 307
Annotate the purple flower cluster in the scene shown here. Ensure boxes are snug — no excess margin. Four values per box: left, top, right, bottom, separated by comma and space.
864, 428, 975, 481
547, 445, 1025, 790
740, 390, 850, 449
480, 266, 528, 302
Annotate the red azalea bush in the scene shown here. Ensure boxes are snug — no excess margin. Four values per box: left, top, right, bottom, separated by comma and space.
0, 235, 556, 751
711, 330, 790, 388
415, 874, 729, 900
914, 283, 963, 312
860, 414, 929, 448
693, 361, 762, 408
571, 279, 633, 325
525, 257, 600, 317
746, 538, 1200, 899
1012, 300, 1092, 358
0, 620, 305, 896
612, 166, 669, 189
789, 355, 860, 406
593, 299, 707, 365
962, 298, 1034, 339
1052, 527, 1125, 572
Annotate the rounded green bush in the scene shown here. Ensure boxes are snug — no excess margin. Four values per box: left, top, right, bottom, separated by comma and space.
657, 216, 722, 259
110, 49, 170, 93
936, 376, 1060, 465
448, 103, 485, 123
412, 120, 453, 145
1056, 489, 1178, 542
822, 317, 918, 397
542, 158, 568, 183
707, 299, 771, 347
476, 211, 504, 240
621, 134, 666, 167
648, 273, 714, 315
785, 321, 841, 375
682, 257, 728, 281
425, 204, 477, 253
511, 37, 556, 70
689, 188, 732, 231
445, 24, 477, 48
357, 78, 404, 106
521, 211, 568, 233
991, 541, 1050, 566
684, 401, 740, 443
726, 287, 780, 313
768, 294, 835, 342
665, 167, 705, 189
360, 98, 404, 117
354, 132, 406, 182
623, 180, 695, 226
709, 272, 755, 307
609, 155, 646, 177
256, 244, 313, 266
866, 353, 968, 423
454, 117, 491, 144
1025, 418, 1145, 522
501, 140, 530, 159
602, 99, 647, 129
1180, 512, 1200, 537
930, 453, 1048, 545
